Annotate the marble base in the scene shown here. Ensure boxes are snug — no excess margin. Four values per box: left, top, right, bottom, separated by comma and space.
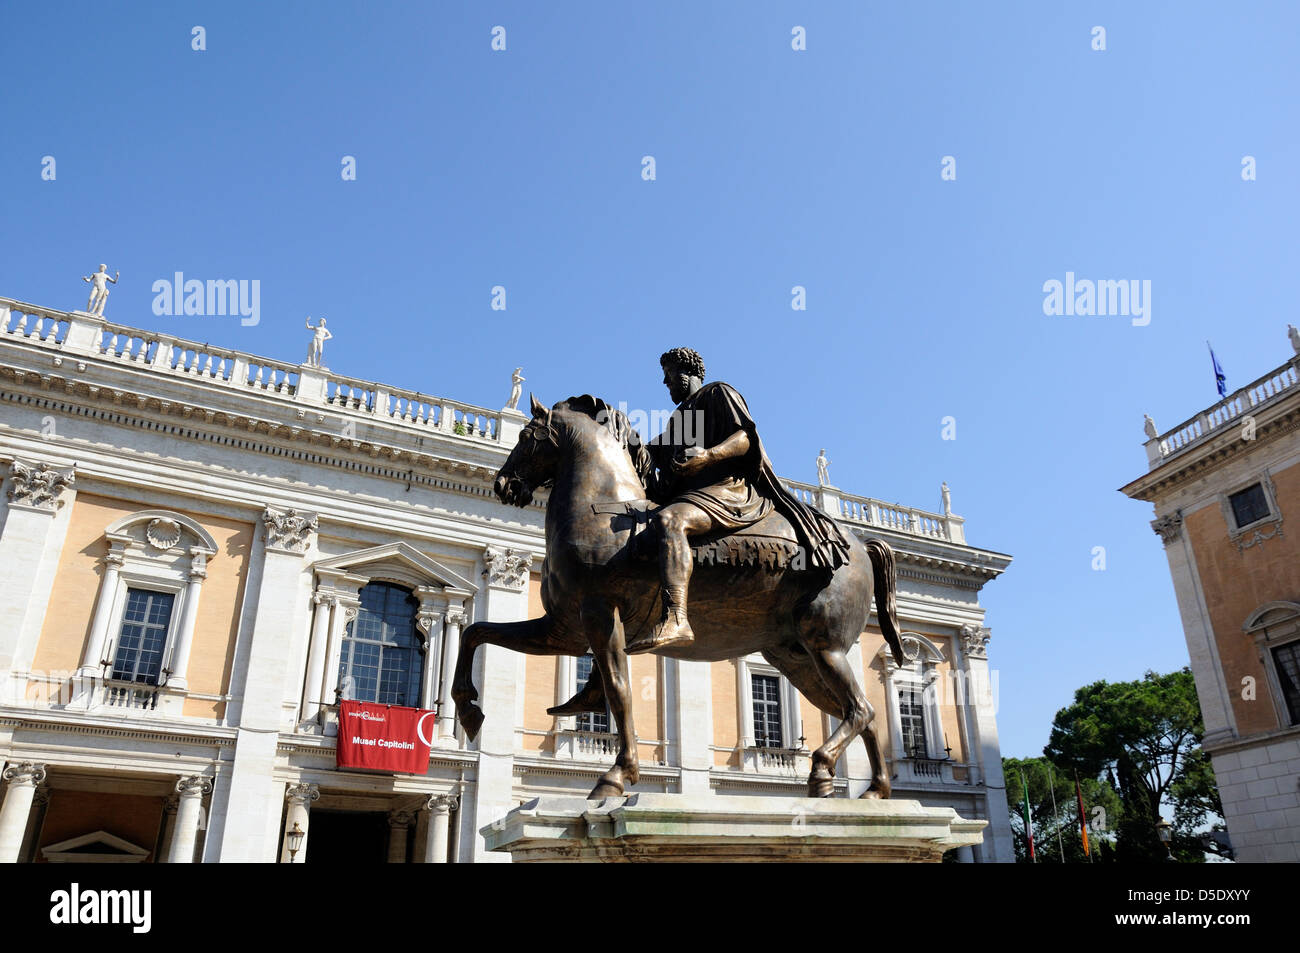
482, 793, 986, 863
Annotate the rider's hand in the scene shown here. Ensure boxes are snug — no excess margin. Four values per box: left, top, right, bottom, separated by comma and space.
670, 446, 712, 476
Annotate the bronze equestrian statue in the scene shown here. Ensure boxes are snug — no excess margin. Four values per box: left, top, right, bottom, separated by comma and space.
452, 347, 906, 800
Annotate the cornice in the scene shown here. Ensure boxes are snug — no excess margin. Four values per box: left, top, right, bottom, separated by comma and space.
1121, 400, 1300, 503
0, 709, 237, 748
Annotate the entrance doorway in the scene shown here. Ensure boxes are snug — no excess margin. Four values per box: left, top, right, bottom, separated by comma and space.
303, 810, 393, 863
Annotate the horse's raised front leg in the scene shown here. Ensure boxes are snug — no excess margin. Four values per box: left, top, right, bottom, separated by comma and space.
452, 615, 569, 740
585, 602, 638, 799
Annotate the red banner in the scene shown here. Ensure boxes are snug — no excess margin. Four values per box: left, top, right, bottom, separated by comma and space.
336, 701, 435, 773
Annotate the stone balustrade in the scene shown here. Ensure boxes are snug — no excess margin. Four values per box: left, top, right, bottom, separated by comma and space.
2, 295, 975, 538
0, 296, 502, 444
785, 479, 964, 543
0, 300, 71, 347
1148, 355, 1300, 467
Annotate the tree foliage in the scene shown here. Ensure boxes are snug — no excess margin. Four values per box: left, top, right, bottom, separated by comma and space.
1003, 756, 1121, 863
1038, 668, 1224, 862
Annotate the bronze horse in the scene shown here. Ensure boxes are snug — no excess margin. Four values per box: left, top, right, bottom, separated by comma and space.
452, 395, 906, 799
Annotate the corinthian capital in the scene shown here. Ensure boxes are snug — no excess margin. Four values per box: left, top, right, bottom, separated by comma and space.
263, 506, 318, 553
959, 623, 991, 659
482, 545, 534, 590
1151, 512, 1183, 545
7, 460, 76, 510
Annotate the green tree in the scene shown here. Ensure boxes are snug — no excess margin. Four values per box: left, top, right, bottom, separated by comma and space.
1044, 668, 1224, 862
1002, 756, 1121, 863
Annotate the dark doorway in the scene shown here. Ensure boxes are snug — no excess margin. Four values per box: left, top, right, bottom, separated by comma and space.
303, 810, 392, 863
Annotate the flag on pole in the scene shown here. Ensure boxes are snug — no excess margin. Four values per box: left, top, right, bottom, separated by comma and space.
1208, 342, 1227, 397
1074, 770, 1091, 859
1021, 771, 1036, 862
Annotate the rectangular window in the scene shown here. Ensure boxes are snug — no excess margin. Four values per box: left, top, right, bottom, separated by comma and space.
751, 673, 783, 748
1273, 643, 1300, 726
575, 655, 610, 733
1229, 484, 1271, 528
111, 589, 175, 685
899, 686, 928, 759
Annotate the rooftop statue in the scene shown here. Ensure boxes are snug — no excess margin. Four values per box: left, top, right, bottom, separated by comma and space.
453, 348, 905, 800
81, 264, 119, 316
305, 317, 332, 368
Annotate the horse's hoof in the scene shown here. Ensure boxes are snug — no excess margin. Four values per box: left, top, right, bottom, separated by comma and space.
588, 781, 624, 800
860, 781, 890, 800
457, 704, 484, 741
808, 778, 834, 798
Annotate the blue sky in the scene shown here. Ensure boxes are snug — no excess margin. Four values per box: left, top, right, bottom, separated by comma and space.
3, 2, 1298, 759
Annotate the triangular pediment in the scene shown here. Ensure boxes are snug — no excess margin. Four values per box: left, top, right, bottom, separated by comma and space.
312, 541, 475, 592
43, 830, 150, 863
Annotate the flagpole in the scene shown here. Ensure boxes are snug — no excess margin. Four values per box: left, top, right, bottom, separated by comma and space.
1047, 763, 1065, 861
1020, 770, 1036, 863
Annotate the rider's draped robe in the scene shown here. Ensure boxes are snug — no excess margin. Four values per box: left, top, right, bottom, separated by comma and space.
645, 381, 851, 572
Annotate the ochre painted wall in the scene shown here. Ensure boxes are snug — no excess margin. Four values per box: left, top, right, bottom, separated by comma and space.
36, 791, 165, 862
1185, 461, 1300, 735
30, 493, 253, 719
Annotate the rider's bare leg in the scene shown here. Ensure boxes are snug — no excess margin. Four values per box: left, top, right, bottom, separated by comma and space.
626, 502, 713, 653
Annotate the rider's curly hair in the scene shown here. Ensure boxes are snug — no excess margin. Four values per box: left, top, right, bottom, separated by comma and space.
659, 347, 706, 381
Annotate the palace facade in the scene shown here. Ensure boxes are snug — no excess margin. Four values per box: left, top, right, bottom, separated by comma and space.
0, 293, 1013, 863
1122, 334, 1300, 862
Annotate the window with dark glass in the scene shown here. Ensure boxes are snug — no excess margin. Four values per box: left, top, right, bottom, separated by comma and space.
751, 673, 783, 748
337, 583, 422, 707
1229, 483, 1271, 528
1273, 643, 1300, 726
899, 686, 928, 758
111, 589, 175, 685
575, 654, 610, 733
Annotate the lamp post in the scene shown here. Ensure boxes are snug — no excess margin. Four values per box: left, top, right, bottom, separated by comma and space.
1156, 818, 1174, 862
286, 822, 305, 862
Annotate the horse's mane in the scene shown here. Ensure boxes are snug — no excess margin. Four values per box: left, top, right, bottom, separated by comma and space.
558, 395, 653, 490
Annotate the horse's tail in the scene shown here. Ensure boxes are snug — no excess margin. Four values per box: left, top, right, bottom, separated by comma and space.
865, 538, 905, 667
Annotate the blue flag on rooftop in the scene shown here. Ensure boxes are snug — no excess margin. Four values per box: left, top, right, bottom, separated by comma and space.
1208, 343, 1227, 397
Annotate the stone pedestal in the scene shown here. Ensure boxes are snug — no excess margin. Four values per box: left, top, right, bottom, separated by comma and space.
482, 794, 986, 863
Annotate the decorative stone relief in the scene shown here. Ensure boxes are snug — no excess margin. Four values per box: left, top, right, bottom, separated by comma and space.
1151, 512, 1183, 545
6, 461, 76, 510
425, 793, 459, 814
285, 782, 321, 806
146, 518, 183, 550
483, 545, 533, 589
263, 507, 318, 553
175, 776, 213, 798
959, 623, 991, 659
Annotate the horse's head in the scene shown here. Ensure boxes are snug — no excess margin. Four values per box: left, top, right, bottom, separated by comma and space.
494, 394, 563, 507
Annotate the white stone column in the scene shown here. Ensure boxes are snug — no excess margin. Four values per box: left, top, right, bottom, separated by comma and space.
322, 596, 360, 715
279, 782, 319, 863
79, 545, 127, 678
1159, 514, 1237, 747
415, 588, 443, 711
881, 655, 905, 759
469, 547, 531, 862
422, 794, 457, 863
959, 625, 1014, 863
436, 603, 466, 743
167, 776, 212, 863
165, 549, 209, 691
300, 592, 333, 726
387, 810, 414, 863
0, 462, 76, 698
674, 658, 713, 795
0, 762, 47, 863
215, 507, 316, 862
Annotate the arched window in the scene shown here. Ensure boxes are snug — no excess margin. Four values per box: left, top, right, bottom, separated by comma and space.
336, 583, 423, 707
